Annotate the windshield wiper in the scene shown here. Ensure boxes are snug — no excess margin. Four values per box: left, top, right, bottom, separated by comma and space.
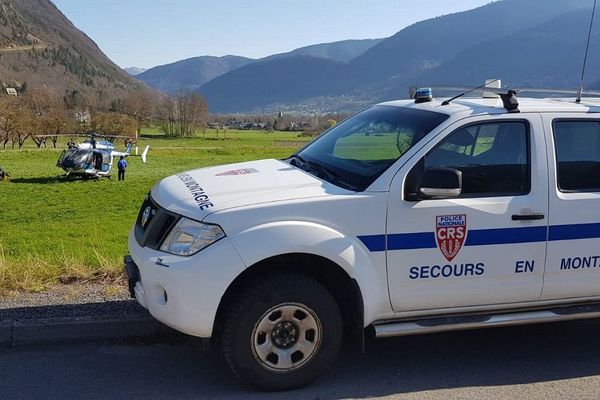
289, 154, 359, 191
305, 160, 337, 179
305, 160, 359, 191
288, 154, 307, 168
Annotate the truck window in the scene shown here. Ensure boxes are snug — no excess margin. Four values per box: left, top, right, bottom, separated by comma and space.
553, 120, 600, 192
407, 121, 530, 198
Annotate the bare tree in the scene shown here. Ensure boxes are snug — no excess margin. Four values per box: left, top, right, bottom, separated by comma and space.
92, 112, 137, 136
156, 96, 177, 136
24, 88, 52, 115
157, 92, 208, 137
12, 108, 37, 149
0, 100, 18, 149
30, 134, 48, 148
39, 108, 76, 148
123, 89, 155, 137
0, 97, 36, 149
176, 92, 208, 137
24, 89, 74, 148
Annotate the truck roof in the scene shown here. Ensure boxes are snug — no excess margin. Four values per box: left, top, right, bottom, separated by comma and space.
379, 97, 600, 117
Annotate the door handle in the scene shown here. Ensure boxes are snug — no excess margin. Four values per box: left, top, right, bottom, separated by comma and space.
511, 213, 545, 221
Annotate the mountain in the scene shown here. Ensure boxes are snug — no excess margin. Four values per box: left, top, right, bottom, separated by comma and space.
200, 56, 346, 113
0, 0, 149, 104
347, 0, 591, 89
197, 0, 595, 113
402, 8, 600, 95
124, 67, 147, 76
264, 39, 383, 63
137, 39, 382, 94
136, 55, 254, 94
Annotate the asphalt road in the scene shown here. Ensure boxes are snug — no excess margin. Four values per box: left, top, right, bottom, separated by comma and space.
3, 319, 600, 400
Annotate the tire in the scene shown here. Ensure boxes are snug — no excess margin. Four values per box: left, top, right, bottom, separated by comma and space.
221, 271, 343, 391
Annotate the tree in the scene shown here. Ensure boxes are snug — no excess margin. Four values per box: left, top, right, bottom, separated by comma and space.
157, 92, 208, 137
274, 115, 293, 131
12, 108, 38, 148
123, 89, 155, 136
176, 92, 208, 137
0, 97, 36, 149
30, 134, 48, 148
63, 89, 88, 110
24, 89, 75, 148
109, 98, 125, 113
23, 88, 65, 119
91, 112, 137, 136
38, 108, 76, 148
156, 96, 177, 137
0, 99, 19, 149
17, 81, 27, 94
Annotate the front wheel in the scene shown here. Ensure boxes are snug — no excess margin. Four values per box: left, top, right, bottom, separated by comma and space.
221, 272, 343, 391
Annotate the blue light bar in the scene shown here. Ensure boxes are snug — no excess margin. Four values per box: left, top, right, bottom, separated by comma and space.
415, 88, 433, 103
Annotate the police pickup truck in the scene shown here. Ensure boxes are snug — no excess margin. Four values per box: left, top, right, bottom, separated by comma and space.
126, 88, 600, 390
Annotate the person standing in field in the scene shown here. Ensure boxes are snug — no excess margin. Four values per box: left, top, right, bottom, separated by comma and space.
0, 165, 8, 181
117, 156, 128, 181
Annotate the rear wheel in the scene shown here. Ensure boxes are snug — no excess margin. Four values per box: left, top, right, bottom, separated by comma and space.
221, 272, 343, 391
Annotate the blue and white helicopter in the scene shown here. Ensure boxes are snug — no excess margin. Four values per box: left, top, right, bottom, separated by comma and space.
57, 133, 149, 179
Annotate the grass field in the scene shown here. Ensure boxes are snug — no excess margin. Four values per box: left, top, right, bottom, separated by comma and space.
0, 129, 310, 293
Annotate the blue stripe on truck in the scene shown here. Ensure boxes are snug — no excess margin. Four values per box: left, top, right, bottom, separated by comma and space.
359, 225, 552, 252
359, 222, 600, 252
549, 222, 600, 241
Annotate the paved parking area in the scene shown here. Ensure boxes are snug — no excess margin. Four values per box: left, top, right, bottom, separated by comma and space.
3, 319, 600, 399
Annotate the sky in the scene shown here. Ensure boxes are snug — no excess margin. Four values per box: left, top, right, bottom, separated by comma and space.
52, 0, 493, 69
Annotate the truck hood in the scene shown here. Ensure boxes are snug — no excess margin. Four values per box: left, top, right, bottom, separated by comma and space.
151, 159, 343, 220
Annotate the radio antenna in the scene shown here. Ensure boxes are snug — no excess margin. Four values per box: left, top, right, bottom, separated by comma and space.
577, 0, 598, 103
441, 78, 499, 105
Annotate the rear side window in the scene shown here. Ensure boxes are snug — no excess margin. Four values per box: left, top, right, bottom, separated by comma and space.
553, 120, 600, 192
406, 121, 530, 198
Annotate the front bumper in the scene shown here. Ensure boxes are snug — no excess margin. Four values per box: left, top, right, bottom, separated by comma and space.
125, 227, 247, 338
124, 255, 140, 298
124, 256, 149, 309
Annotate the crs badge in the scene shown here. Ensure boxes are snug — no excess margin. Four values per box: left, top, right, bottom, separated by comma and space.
436, 214, 467, 262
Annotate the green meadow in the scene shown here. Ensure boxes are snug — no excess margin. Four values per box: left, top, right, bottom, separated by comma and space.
0, 129, 310, 292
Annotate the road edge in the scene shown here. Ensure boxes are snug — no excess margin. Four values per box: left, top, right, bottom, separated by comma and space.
0, 315, 178, 348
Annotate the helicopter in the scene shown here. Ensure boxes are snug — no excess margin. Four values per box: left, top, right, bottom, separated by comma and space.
56, 133, 149, 179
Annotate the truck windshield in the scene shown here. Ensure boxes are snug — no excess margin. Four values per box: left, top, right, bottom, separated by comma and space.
290, 105, 449, 191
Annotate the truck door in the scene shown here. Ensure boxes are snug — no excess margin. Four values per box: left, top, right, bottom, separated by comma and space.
387, 115, 548, 312
541, 116, 600, 300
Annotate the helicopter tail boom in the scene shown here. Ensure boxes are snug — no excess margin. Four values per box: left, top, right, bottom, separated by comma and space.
141, 145, 149, 163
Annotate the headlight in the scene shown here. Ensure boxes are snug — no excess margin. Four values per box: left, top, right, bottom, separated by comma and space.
160, 218, 225, 256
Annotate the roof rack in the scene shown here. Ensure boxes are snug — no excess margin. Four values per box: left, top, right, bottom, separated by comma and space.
428, 85, 600, 112
431, 85, 519, 112
431, 85, 600, 98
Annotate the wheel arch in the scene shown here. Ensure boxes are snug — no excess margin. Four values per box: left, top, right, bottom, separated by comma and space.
212, 253, 365, 351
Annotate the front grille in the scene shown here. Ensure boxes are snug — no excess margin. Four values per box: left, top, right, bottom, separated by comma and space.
134, 195, 179, 250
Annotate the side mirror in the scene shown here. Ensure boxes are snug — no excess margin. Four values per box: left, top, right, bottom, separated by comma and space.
417, 167, 462, 199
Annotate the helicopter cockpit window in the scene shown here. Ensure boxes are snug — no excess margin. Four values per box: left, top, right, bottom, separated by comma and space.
64, 150, 90, 165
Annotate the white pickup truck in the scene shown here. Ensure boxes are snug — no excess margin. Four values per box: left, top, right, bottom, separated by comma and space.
126, 90, 600, 390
